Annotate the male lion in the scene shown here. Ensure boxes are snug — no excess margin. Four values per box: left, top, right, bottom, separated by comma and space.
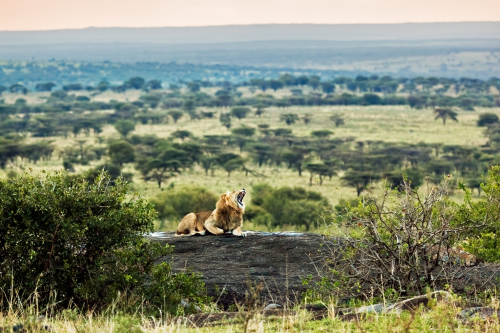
175, 188, 246, 237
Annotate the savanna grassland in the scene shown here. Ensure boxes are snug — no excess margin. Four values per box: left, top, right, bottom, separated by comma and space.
0, 84, 498, 232
2, 71, 500, 332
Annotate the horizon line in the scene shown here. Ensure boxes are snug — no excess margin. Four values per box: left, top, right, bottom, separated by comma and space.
1, 20, 499, 33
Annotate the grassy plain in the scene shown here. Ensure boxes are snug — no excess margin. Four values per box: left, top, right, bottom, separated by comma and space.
2, 88, 499, 231
2, 90, 500, 331
1, 299, 498, 332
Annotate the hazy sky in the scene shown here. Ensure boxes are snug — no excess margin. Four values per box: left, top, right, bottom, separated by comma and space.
1, 0, 499, 31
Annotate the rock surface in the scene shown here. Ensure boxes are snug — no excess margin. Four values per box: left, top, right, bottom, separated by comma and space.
148, 231, 500, 309
149, 231, 330, 308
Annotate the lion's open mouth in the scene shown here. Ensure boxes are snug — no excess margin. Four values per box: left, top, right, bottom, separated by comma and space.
237, 189, 246, 205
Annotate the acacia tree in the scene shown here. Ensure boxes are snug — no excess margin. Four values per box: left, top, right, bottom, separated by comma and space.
302, 114, 312, 124
305, 163, 330, 186
308, 76, 321, 91
478, 113, 499, 127
200, 155, 218, 176
341, 170, 380, 196
136, 150, 187, 188
254, 104, 267, 117
434, 108, 458, 125
168, 110, 184, 123
280, 147, 309, 176
216, 153, 243, 178
108, 141, 135, 166
330, 115, 345, 127
183, 99, 197, 120
280, 114, 299, 126
311, 130, 333, 139
114, 120, 135, 137
231, 126, 256, 152
230, 107, 250, 121
251, 144, 272, 167
222, 157, 244, 178
269, 80, 284, 92
220, 112, 231, 129
170, 130, 192, 141
187, 82, 200, 93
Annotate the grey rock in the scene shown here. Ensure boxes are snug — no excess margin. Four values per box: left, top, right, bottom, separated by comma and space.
459, 307, 500, 320
355, 303, 393, 314
150, 231, 333, 308
387, 291, 451, 313
263, 303, 283, 311
180, 299, 201, 313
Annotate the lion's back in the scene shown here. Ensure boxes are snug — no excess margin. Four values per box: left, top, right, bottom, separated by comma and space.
195, 211, 212, 223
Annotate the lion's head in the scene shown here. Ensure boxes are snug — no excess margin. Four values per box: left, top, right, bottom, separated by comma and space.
217, 188, 246, 212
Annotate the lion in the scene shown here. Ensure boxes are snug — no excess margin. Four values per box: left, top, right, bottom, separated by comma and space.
175, 188, 246, 237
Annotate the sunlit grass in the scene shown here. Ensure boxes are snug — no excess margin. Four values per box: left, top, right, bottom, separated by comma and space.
1, 104, 498, 232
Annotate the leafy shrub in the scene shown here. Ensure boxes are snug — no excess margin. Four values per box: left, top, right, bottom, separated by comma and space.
153, 187, 218, 221
477, 113, 499, 127
312, 177, 488, 301
458, 166, 500, 262
0, 171, 208, 315
248, 184, 327, 230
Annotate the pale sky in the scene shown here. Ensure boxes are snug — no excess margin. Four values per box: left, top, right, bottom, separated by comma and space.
0, 0, 499, 31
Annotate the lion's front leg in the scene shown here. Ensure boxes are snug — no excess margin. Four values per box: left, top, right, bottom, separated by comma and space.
204, 216, 225, 235
232, 226, 246, 237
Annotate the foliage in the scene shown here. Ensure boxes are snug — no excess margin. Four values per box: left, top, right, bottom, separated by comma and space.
153, 187, 218, 221
167, 109, 183, 123
458, 166, 500, 262
220, 112, 231, 129
478, 113, 499, 127
114, 120, 136, 137
330, 114, 345, 127
280, 113, 299, 125
247, 184, 327, 230
108, 141, 135, 165
231, 107, 250, 120
318, 177, 489, 300
434, 108, 458, 125
0, 171, 208, 314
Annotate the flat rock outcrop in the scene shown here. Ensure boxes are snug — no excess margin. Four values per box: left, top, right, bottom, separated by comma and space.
149, 231, 330, 308
148, 231, 500, 309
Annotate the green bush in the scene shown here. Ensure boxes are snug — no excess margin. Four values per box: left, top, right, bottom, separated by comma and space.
153, 187, 218, 221
477, 113, 499, 127
0, 171, 208, 315
457, 166, 500, 262
248, 184, 327, 230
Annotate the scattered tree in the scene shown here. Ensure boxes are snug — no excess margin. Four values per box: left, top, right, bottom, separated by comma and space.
168, 109, 184, 123
311, 130, 333, 138
170, 130, 192, 141
231, 107, 250, 120
434, 108, 458, 125
220, 112, 231, 129
108, 141, 136, 165
330, 114, 345, 127
478, 113, 499, 127
280, 113, 299, 125
114, 120, 135, 137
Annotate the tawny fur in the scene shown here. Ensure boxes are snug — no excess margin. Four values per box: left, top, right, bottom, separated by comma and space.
175, 211, 212, 236
175, 189, 245, 236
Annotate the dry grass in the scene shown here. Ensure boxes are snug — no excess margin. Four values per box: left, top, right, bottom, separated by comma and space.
1, 102, 498, 231
1, 298, 499, 332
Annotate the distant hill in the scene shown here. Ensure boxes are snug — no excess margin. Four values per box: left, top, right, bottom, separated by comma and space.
0, 23, 499, 79
1, 22, 499, 45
